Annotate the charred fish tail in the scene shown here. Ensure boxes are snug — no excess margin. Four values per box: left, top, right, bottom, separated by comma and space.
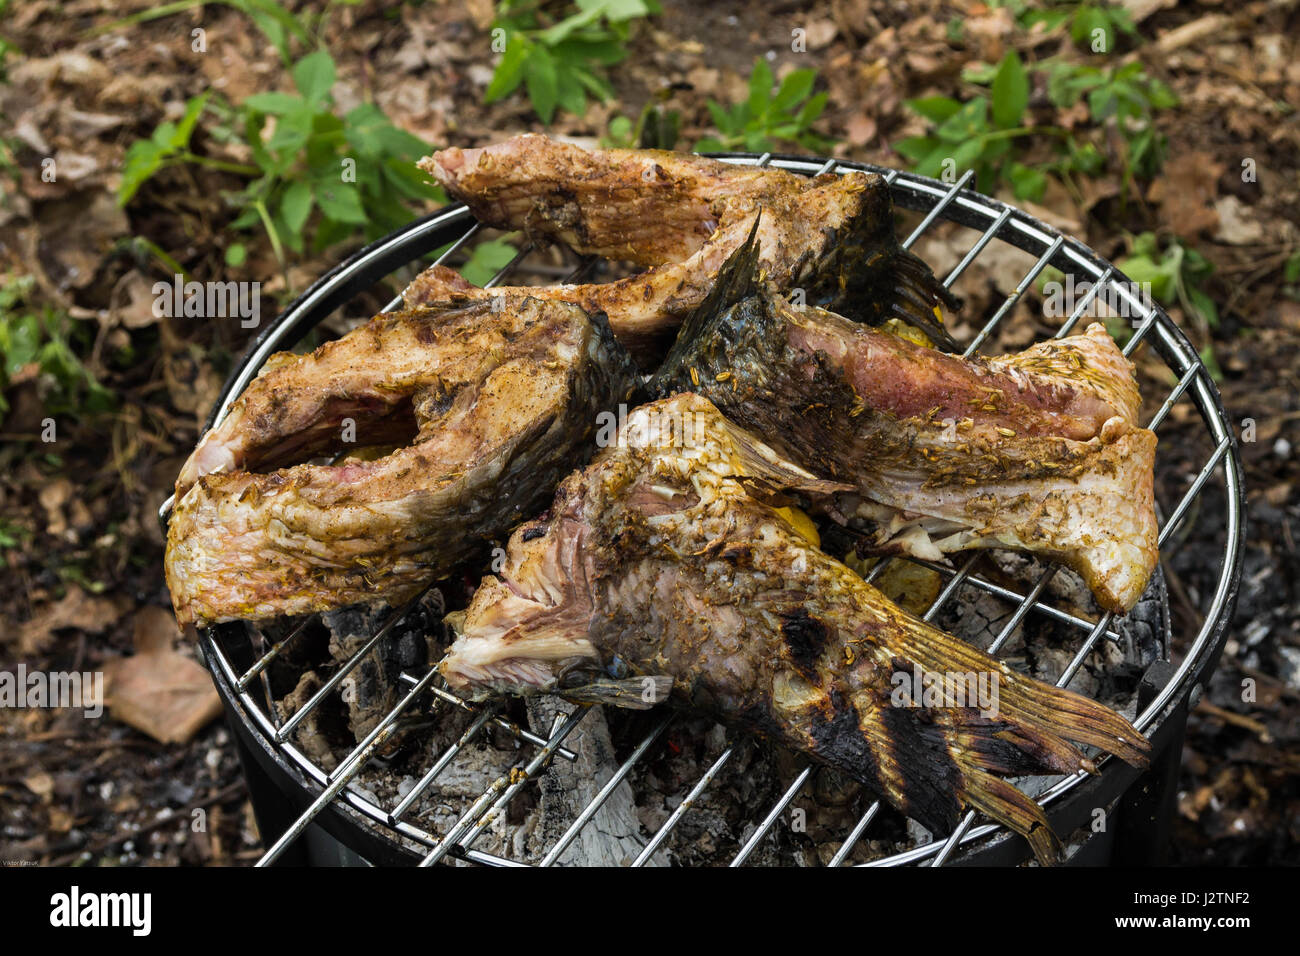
879, 620, 1151, 863
800, 172, 960, 351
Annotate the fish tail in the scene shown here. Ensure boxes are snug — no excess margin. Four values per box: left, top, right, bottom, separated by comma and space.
867, 620, 1150, 864
896, 619, 1152, 765
836, 686, 1067, 863
956, 766, 1064, 864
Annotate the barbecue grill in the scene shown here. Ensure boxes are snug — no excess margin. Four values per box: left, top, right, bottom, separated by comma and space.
161, 152, 1245, 866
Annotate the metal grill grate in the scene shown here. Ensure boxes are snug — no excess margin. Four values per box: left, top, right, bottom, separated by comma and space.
164, 153, 1244, 867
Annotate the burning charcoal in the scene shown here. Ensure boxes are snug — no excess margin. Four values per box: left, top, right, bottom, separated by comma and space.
276, 671, 344, 772
323, 593, 444, 742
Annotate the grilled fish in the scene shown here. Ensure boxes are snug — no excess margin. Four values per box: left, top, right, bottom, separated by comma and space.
652, 235, 1158, 612
408, 134, 956, 361
441, 394, 1151, 864
165, 299, 638, 627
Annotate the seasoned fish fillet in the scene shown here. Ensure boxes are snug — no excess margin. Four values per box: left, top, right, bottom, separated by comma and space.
165, 299, 637, 627
652, 243, 1158, 611
441, 394, 1151, 864
408, 134, 955, 360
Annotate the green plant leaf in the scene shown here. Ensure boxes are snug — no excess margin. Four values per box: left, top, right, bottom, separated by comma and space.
893, 135, 940, 161
906, 95, 963, 124
1117, 252, 1175, 303
748, 58, 774, 116
238, 0, 313, 62
991, 50, 1028, 130
1285, 251, 1300, 283
556, 68, 587, 118
280, 179, 313, 234
1187, 286, 1219, 329
244, 91, 304, 115
314, 180, 366, 224
117, 140, 166, 204
935, 97, 989, 142
538, 3, 607, 45
772, 69, 815, 114
795, 90, 828, 126
458, 239, 519, 286
173, 91, 211, 147
524, 45, 560, 124
293, 49, 336, 105
1008, 161, 1047, 202
485, 32, 530, 103
592, 0, 657, 21
265, 109, 313, 153
962, 62, 999, 85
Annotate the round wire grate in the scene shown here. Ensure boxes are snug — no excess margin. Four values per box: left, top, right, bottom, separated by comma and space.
168, 153, 1245, 867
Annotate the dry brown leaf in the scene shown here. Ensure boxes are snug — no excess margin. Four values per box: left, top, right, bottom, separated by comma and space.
802, 19, 839, 51
1012, 178, 1084, 236
1122, 0, 1178, 23
1156, 15, 1233, 54
133, 605, 182, 655
1278, 301, 1300, 334
34, 191, 128, 290
103, 646, 221, 745
465, 0, 495, 30
845, 112, 877, 147
38, 478, 72, 536
113, 271, 164, 330
47, 806, 74, 834
1147, 151, 1224, 238
14, 587, 128, 656
10, 51, 111, 90
23, 771, 54, 799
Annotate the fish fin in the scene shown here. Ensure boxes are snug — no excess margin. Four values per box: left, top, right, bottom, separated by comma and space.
728, 433, 854, 500
559, 675, 673, 710
956, 767, 1064, 864
876, 618, 1150, 864
653, 212, 763, 392
796, 176, 961, 351
879, 249, 961, 352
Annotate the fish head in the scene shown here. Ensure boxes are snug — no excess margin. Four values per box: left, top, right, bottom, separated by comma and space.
439, 485, 604, 700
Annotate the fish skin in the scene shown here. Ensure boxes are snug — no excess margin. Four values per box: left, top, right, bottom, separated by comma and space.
410, 134, 957, 361
441, 394, 1151, 864
165, 298, 638, 627
653, 269, 1159, 612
